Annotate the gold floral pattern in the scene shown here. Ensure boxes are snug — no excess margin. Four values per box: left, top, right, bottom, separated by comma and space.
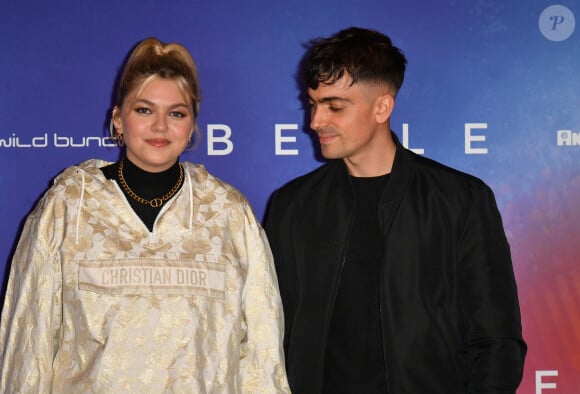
0, 159, 289, 393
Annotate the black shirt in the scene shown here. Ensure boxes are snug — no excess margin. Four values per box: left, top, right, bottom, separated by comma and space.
323, 174, 390, 393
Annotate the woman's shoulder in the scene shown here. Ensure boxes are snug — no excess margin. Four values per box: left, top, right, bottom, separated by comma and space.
52, 159, 112, 184
181, 161, 248, 205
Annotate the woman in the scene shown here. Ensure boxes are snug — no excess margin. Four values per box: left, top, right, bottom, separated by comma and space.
0, 38, 289, 393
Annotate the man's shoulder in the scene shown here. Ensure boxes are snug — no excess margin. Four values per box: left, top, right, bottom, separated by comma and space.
265, 162, 344, 228
402, 150, 493, 201
274, 161, 342, 197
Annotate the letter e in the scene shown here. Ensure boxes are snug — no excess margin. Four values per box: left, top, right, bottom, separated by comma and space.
465, 123, 488, 154
275, 123, 299, 155
536, 370, 558, 393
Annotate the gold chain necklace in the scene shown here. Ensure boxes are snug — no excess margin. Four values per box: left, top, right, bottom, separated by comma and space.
117, 159, 184, 208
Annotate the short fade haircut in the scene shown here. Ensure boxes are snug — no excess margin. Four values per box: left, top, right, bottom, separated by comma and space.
304, 27, 407, 95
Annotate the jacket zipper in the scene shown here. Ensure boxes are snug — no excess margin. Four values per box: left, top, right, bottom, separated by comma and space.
379, 252, 391, 393
327, 178, 392, 392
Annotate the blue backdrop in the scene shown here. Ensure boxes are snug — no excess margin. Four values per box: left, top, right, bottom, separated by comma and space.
1, 1, 579, 391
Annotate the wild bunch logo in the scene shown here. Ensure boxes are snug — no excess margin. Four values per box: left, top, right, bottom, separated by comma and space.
0, 133, 116, 148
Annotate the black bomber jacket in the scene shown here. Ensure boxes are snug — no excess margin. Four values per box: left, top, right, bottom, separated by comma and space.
264, 134, 526, 393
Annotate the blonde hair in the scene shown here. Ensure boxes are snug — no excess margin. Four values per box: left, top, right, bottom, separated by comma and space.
116, 38, 201, 117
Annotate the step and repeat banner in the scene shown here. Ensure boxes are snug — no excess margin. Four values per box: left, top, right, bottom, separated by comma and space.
1, 1, 578, 392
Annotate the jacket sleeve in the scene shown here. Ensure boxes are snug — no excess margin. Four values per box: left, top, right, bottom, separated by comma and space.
237, 202, 290, 393
263, 189, 297, 355
0, 196, 62, 393
459, 182, 527, 393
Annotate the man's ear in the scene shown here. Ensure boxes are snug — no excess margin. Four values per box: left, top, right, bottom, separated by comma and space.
376, 94, 395, 124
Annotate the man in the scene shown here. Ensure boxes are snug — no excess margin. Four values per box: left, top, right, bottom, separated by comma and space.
264, 27, 526, 393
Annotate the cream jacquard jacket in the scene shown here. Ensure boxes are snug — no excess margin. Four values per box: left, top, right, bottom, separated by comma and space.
0, 159, 290, 393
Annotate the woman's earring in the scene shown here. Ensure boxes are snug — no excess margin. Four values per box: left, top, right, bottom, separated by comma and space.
116, 132, 124, 147
109, 118, 124, 147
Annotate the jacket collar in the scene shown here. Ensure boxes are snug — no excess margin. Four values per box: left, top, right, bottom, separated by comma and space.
328, 131, 415, 234
329, 131, 414, 202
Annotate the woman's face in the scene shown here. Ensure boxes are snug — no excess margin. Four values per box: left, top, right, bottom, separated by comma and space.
113, 76, 194, 172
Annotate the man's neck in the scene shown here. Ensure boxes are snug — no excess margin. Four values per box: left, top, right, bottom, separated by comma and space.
344, 131, 396, 177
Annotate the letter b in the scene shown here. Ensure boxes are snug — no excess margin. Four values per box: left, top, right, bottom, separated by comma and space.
207, 124, 234, 155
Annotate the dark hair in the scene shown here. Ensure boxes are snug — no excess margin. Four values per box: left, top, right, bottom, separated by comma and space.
304, 27, 407, 94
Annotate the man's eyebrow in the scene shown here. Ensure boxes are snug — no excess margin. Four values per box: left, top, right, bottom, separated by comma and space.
308, 96, 352, 104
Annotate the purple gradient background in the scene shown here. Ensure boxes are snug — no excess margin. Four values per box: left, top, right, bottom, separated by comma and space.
1, 1, 578, 391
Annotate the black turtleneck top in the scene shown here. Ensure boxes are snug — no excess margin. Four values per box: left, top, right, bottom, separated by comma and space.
101, 158, 184, 231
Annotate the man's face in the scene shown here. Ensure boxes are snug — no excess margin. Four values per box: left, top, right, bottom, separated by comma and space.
308, 75, 390, 165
